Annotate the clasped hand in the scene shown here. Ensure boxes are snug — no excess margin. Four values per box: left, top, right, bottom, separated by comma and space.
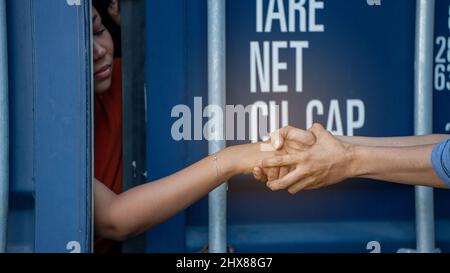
253, 124, 355, 194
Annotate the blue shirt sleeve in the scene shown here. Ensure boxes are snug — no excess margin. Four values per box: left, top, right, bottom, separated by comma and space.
431, 139, 450, 187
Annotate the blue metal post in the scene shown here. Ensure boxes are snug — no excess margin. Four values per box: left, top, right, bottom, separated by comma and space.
414, 0, 436, 253
208, 0, 227, 253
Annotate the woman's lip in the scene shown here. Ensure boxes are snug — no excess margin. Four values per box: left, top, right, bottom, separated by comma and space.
94, 65, 112, 80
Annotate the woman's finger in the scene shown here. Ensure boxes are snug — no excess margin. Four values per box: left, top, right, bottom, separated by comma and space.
270, 129, 284, 150
266, 167, 280, 181
252, 167, 261, 180
252, 167, 267, 182
279, 166, 290, 179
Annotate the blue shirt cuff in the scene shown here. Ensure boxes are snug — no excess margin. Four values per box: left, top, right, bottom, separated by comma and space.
431, 139, 450, 187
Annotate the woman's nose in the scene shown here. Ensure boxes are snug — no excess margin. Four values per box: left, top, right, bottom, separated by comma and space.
93, 41, 106, 61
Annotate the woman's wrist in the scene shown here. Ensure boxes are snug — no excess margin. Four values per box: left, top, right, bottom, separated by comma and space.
217, 143, 266, 178
216, 146, 241, 179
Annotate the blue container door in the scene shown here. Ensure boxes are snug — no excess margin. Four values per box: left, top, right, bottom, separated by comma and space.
7, 0, 93, 252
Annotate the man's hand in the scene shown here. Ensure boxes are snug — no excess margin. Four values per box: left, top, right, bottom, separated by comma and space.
253, 126, 316, 182
108, 0, 121, 26
256, 124, 355, 194
255, 124, 450, 191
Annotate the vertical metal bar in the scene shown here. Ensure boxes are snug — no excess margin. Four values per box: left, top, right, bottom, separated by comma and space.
121, 0, 147, 253
414, 0, 436, 253
208, 0, 227, 253
0, 0, 9, 253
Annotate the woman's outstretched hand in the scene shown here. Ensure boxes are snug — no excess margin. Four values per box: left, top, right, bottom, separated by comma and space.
223, 142, 289, 179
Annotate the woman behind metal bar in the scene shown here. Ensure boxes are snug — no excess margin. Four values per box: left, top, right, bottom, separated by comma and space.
91, 1, 286, 253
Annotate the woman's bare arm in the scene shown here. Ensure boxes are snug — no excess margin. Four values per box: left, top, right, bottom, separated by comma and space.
95, 143, 276, 241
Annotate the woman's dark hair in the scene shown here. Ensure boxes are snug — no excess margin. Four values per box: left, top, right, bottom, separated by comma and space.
92, 0, 121, 57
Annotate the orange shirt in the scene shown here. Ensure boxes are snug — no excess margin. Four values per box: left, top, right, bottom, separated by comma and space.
94, 58, 123, 253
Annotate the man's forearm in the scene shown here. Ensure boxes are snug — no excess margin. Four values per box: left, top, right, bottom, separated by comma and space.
348, 144, 448, 188
337, 135, 449, 147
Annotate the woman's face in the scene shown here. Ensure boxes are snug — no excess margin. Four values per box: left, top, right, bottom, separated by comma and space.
92, 7, 114, 94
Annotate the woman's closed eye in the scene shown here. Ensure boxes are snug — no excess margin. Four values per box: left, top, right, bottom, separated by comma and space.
94, 27, 107, 36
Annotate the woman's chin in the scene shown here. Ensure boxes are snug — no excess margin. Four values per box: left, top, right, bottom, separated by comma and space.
94, 81, 112, 94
